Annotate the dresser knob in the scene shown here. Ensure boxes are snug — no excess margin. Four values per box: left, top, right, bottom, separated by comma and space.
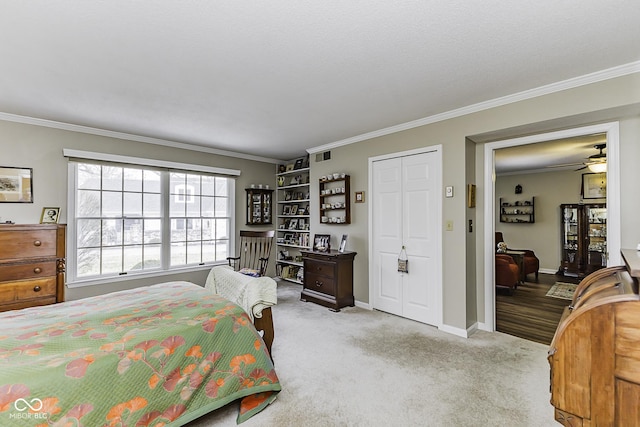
315, 281, 323, 287
33, 286, 41, 292
34, 240, 42, 247
33, 267, 42, 274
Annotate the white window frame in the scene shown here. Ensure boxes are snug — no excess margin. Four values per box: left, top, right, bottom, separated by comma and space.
64, 149, 239, 287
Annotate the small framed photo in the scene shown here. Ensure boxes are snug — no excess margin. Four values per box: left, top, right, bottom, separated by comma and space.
288, 218, 298, 230
355, 191, 365, 203
313, 234, 331, 252
285, 163, 294, 172
283, 205, 291, 215
290, 205, 299, 216
294, 158, 304, 170
582, 172, 606, 199
40, 207, 60, 224
339, 234, 348, 253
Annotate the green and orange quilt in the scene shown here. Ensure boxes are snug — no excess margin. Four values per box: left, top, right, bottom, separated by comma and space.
0, 281, 280, 426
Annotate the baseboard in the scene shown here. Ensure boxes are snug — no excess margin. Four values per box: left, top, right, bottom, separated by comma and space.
354, 300, 371, 310
439, 322, 478, 338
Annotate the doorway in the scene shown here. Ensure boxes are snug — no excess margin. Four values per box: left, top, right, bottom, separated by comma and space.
369, 146, 442, 327
482, 122, 621, 333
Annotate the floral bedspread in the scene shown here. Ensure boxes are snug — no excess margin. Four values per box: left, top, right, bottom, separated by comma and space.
0, 281, 280, 426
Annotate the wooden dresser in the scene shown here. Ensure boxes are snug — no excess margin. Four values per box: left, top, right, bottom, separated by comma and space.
548, 249, 640, 426
0, 224, 66, 311
300, 249, 356, 311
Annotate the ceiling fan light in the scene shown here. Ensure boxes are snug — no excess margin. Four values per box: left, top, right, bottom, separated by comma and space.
588, 162, 607, 173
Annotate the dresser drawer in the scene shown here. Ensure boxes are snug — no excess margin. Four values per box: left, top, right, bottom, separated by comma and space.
305, 259, 335, 278
0, 230, 58, 260
304, 272, 335, 296
0, 278, 57, 304
0, 260, 57, 281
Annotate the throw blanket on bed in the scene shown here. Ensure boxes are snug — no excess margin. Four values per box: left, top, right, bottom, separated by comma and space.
205, 266, 277, 321
0, 281, 280, 426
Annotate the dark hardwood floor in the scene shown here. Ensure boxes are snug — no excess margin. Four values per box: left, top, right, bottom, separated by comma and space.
495, 272, 579, 345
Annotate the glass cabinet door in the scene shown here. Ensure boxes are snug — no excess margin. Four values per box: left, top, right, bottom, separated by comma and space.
561, 205, 579, 273
585, 205, 607, 271
246, 189, 273, 225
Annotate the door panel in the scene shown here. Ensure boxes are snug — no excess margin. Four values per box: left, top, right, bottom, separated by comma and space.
372, 151, 440, 326
372, 158, 403, 315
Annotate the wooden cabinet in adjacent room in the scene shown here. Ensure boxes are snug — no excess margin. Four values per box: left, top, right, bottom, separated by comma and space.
559, 203, 607, 277
300, 249, 356, 311
0, 224, 66, 311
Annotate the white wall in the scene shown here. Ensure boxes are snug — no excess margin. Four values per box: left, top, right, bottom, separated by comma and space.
312, 72, 640, 332
0, 120, 277, 299
495, 169, 590, 272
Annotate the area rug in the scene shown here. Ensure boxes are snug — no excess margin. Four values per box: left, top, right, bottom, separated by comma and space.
546, 282, 577, 300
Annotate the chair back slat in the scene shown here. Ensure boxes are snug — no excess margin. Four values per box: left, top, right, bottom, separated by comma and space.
232, 230, 275, 276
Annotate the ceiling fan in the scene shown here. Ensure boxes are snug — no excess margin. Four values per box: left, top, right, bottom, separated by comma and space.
547, 143, 607, 172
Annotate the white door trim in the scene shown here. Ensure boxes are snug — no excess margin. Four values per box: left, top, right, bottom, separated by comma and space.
368, 145, 443, 328
482, 122, 621, 332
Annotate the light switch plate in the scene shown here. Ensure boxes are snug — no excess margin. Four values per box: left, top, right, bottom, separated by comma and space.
445, 186, 453, 198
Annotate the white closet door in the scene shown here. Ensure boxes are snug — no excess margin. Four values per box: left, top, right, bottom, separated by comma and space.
372, 150, 440, 326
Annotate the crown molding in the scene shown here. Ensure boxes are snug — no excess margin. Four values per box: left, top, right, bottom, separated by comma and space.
307, 60, 640, 154
0, 112, 284, 164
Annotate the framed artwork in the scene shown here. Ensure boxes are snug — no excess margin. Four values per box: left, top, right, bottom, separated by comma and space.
582, 173, 606, 199
290, 205, 299, 215
40, 207, 60, 224
0, 166, 33, 203
313, 234, 331, 252
355, 191, 365, 203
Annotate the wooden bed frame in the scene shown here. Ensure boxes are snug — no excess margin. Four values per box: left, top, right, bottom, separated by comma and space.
253, 306, 274, 357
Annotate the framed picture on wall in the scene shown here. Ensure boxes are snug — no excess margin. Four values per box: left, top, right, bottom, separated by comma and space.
582, 172, 606, 199
0, 166, 33, 203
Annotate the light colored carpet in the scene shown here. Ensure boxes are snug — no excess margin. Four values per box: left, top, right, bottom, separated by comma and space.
186, 281, 556, 427
546, 282, 577, 300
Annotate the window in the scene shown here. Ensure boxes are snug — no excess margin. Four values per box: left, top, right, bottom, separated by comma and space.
68, 160, 234, 285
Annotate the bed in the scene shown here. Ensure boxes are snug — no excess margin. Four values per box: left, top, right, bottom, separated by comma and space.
0, 281, 280, 426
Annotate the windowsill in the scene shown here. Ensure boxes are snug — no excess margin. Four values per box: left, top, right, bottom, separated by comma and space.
66, 262, 225, 288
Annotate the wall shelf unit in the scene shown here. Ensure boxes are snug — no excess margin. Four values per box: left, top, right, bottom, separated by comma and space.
275, 157, 310, 284
499, 197, 535, 223
319, 174, 350, 224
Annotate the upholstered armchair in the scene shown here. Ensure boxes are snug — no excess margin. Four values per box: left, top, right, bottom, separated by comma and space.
495, 232, 540, 280
496, 254, 520, 293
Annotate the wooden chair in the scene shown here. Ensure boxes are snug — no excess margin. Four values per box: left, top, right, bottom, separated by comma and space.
227, 230, 275, 277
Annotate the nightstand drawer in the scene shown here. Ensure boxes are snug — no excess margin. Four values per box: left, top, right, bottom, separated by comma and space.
304, 272, 335, 296
0, 261, 57, 281
0, 278, 57, 304
306, 260, 335, 278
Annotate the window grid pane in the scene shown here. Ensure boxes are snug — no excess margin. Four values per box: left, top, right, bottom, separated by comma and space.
74, 163, 232, 280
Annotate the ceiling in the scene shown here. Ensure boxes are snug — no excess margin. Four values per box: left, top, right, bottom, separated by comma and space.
494, 133, 607, 175
1, 2, 639, 162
